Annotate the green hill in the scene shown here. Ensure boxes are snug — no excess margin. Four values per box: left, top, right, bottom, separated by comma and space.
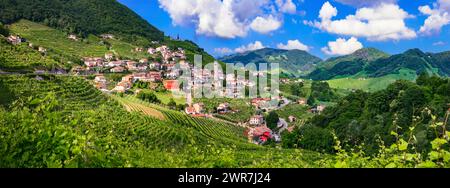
0, 0, 164, 45
309, 48, 450, 81
308, 48, 389, 80
1, 19, 221, 71
219, 48, 322, 77
365, 48, 449, 77
318, 48, 389, 69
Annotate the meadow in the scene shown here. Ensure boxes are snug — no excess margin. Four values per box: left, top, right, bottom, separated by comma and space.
327, 69, 417, 92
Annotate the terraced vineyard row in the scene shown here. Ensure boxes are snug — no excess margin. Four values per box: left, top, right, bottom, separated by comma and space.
118, 98, 166, 120
0, 75, 108, 112
115, 96, 253, 146
0, 75, 211, 149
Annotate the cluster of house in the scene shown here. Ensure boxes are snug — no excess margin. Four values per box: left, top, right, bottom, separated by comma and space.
68, 33, 115, 41
245, 115, 291, 144
147, 45, 186, 62
80, 55, 150, 73
93, 71, 165, 93
75, 43, 187, 76
6, 35, 47, 53
79, 43, 190, 93
250, 96, 283, 111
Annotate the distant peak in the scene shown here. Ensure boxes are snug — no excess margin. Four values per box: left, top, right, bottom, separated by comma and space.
354, 47, 386, 54
348, 47, 389, 60
404, 48, 425, 56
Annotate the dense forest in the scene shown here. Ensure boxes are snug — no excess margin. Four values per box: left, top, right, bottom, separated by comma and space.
0, 0, 164, 45
283, 73, 450, 155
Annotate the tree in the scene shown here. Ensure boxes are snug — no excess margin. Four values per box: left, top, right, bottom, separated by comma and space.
134, 80, 149, 89
167, 98, 177, 110
0, 23, 9, 36
310, 81, 335, 101
137, 91, 160, 104
291, 82, 304, 97
307, 96, 315, 106
176, 104, 185, 111
265, 111, 279, 130
282, 125, 334, 153
416, 71, 429, 86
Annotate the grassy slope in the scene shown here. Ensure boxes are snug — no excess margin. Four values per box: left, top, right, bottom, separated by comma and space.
327, 69, 417, 92
9, 20, 224, 67
8, 20, 150, 60
154, 91, 186, 105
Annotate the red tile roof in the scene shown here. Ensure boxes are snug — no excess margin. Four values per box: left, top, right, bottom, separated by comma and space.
163, 80, 179, 90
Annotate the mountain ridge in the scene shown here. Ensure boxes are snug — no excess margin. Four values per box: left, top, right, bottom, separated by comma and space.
309, 48, 450, 80
219, 48, 323, 77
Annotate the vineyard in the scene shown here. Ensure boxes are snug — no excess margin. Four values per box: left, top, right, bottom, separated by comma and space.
2, 75, 446, 168
115, 96, 251, 146
8, 20, 150, 60
0, 74, 327, 167
0, 37, 61, 72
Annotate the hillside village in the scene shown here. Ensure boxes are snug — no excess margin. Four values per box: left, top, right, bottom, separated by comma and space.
4, 32, 326, 145
2, 0, 450, 170
84, 43, 327, 145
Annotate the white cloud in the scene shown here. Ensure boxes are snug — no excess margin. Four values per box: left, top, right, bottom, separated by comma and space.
250, 15, 282, 34
308, 1, 416, 41
321, 37, 363, 55
419, 0, 450, 35
158, 0, 284, 38
235, 41, 266, 53
276, 0, 297, 14
433, 41, 446, 46
232, 0, 270, 21
319, 1, 337, 20
277, 39, 310, 51
214, 47, 233, 54
334, 0, 397, 7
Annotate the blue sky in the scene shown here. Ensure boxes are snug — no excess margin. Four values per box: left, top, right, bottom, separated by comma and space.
118, 0, 450, 59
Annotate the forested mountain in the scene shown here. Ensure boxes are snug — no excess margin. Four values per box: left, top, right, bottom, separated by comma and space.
308, 48, 389, 80
366, 49, 450, 77
309, 48, 450, 80
219, 48, 322, 77
0, 0, 164, 45
318, 48, 389, 69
